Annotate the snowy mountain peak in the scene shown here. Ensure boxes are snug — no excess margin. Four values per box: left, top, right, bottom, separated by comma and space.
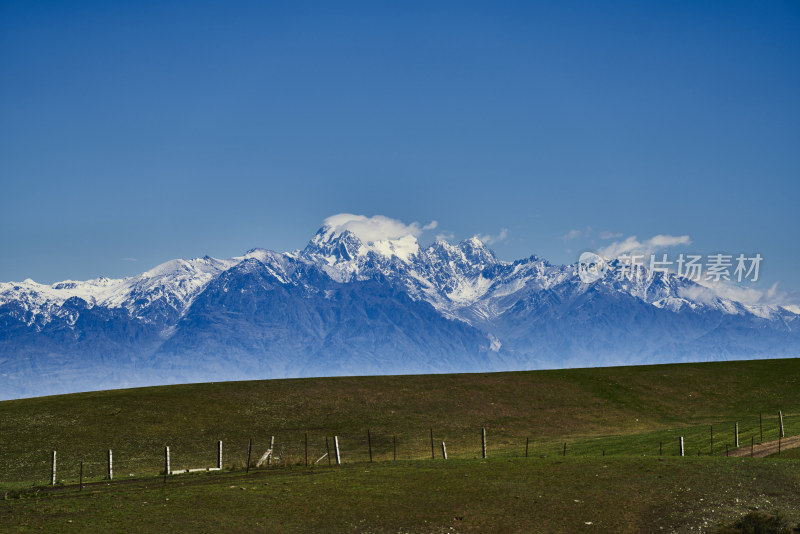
304, 225, 420, 264
459, 237, 498, 264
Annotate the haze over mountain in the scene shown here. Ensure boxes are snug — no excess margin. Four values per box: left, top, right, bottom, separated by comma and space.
1, 215, 797, 400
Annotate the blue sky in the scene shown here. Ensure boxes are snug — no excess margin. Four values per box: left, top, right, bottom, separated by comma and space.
1, 1, 798, 302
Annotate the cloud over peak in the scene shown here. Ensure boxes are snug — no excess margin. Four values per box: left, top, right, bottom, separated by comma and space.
476, 228, 509, 245
323, 214, 437, 244
597, 234, 691, 259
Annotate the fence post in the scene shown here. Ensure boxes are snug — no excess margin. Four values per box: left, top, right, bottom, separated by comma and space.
268, 436, 275, 466
735, 422, 739, 448
430, 428, 435, 460
441, 442, 447, 460
218, 440, 223, 470
51, 451, 57, 485
393, 435, 397, 461
246, 438, 252, 473
759, 413, 763, 443
334, 436, 341, 465
367, 430, 372, 463
108, 449, 113, 480
164, 446, 170, 482
525, 437, 529, 458
679, 437, 684, 457
779, 411, 785, 438
79, 461, 83, 491
482, 428, 487, 459
726, 444, 729, 457
710, 425, 713, 455
563, 442, 566, 457
305, 433, 308, 467
659, 441, 662, 456
750, 436, 754, 457
326, 437, 332, 466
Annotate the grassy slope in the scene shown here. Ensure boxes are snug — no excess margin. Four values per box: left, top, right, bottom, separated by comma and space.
2, 458, 799, 533
1, 358, 800, 532
1, 358, 799, 487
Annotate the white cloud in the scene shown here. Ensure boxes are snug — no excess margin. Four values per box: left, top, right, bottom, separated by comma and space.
123, 257, 138, 262
597, 234, 691, 259
694, 280, 800, 311
599, 230, 622, 240
435, 231, 455, 242
562, 226, 592, 241
476, 228, 509, 245
323, 213, 437, 243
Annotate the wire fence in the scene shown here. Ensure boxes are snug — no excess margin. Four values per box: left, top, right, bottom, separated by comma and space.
3, 411, 797, 491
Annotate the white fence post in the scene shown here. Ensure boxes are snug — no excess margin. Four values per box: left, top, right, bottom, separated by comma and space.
108, 449, 113, 480
268, 436, 275, 466
218, 440, 223, 470
779, 411, 785, 438
481, 428, 487, 459
735, 422, 739, 448
679, 436, 685, 457
441, 441, 447, 460
165, 446, 171, 475
334, 436, 341, 465
51, 451, 57, 485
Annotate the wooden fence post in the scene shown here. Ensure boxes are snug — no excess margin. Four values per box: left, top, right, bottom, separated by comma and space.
441, 442, 447, 460
393, 435, 397, 461
710, 425, 713, 455
334, 436, 341, 465
430, 428, 435, 460
482, 428, 487, 459
779, 411, 785, 438
562, 442, 566, 457
79, 461, 83, 491
679, 437, 684, 457
268, 436, 275, 466
367, 430, 373, 463
51, 451, 57, 485
759, 413, 763, 443
525, 437, 529, 458
164, 446, 170, 482
735, 422, 739, 448
108, 449, 113, 480
246, 438, 252, 473
218, 440, 223, 470
750, 436, 754, 457
726, 444, 729, 457
326, 437, 332, 466
659, 441, 662, 456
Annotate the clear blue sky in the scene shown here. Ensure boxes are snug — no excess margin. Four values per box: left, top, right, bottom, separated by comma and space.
1, 1, 798, 299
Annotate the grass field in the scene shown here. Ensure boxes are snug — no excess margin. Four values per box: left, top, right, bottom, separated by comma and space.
1, 358, 800, 532
2, 457, 799, 533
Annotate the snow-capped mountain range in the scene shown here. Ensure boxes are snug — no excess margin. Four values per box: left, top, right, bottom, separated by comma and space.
1, 224, 798, 400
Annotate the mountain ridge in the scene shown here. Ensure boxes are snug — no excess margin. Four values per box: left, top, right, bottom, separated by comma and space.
1, 224, 797, 399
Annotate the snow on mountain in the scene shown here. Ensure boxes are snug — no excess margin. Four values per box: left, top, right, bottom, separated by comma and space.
0, 256, 237, 328
0, 223, 797, 400
1, 228, 796, 330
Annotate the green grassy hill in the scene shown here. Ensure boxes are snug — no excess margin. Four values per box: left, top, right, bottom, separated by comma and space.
1, 358, 799, 532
